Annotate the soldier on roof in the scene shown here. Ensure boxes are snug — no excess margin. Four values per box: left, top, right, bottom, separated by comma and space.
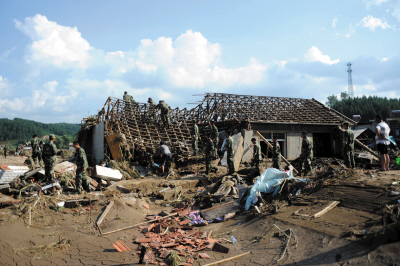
156, 100, 171, 129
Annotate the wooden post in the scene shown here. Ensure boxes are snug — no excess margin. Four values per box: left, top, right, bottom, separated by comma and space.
255, 131, 299, 174
96, 200, 114, 228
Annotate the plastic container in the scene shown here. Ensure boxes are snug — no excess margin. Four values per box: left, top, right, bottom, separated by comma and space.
231, 236, 237, 243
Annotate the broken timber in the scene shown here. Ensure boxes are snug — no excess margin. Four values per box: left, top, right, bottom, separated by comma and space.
255, 131, 299, 174
202, 251, 251, 266
102, 213, 179, 235
96, 200, 114, 228
312, 201, 340, 218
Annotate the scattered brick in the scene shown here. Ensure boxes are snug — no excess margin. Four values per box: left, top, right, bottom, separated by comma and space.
199, 252, 211, 259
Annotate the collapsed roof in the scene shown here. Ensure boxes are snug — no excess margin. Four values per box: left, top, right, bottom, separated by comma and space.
81, 93, 355, 155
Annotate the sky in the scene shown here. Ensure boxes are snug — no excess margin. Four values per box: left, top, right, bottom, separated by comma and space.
0, 0, 399, 123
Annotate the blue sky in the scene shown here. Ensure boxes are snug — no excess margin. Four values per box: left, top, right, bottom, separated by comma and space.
0, 0, 399, 123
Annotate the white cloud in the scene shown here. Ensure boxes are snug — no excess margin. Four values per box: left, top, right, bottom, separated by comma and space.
332, 18, 338, 28
0, 80, 77, 113
360, 15, 391, 30
304, 46, 340, 65
15, 14, 92, 69
0, 76, 11, 93
381, 57, 389, 62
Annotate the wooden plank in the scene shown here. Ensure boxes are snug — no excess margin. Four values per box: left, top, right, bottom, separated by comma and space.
202, 251, 251, 266
97, 200, 114, 227
105, 134, 123, 161
312, 201, 340, 218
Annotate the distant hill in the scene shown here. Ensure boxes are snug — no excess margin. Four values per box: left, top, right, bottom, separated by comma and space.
0, 118, 80, 143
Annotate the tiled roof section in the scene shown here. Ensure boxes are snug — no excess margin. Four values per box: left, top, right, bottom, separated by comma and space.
200, 93, 355, 124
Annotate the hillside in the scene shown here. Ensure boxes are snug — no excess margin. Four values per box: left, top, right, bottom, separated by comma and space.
0, 118, 80, 144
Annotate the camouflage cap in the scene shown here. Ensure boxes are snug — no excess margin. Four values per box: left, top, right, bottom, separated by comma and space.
49, 134, 56, 139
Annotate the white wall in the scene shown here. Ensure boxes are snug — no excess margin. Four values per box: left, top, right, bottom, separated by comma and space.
287, 132, 313, 160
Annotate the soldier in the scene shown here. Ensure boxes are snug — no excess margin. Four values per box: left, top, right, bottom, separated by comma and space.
23, 134, 44, 168
251, 138, 262, 168
72, 141, 91, 193
42, 135, 58, 184
271, 135, 281, 170
342, 122, 355, 169
204, 134, 218, 176
147, 97, 156, 121
300, 132, 313, 176
224, 131, 235, 175
210, 121, 219, 159
156, 100, 171, 129
3, 145, 8, 158
191, 120, 199, 158
155, 142, 172, 175
123, 91, 137, 115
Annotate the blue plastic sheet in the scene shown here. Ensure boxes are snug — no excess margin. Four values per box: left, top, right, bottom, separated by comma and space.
245, 168, 306, 210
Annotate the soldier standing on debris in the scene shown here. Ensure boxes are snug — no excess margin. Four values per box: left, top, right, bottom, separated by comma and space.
42, 135, 58, 184
205, 134, 218, 176
147, 97, 156, 121
123, 91, 137, 115
375, 114, 391, 171
272, 135, 281, 170
224, 131, 235, 174
157, 100, 171, 129
191, 120, 199, 158
210, 121, 219, 159
72, 141, 91, 193
300, 132, 313, 176
22, 134, 44, 168
251, 138, 262, 168
342, 122, 355, 169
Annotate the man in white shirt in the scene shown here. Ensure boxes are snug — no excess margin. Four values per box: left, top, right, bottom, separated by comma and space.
375, 115, 391, 171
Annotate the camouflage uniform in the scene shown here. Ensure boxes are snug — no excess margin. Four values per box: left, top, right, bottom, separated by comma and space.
205, 139, 218, 175
73, 147, 91, 193
147, 99, 156, 121
343, 128, 355, 168
157, 101, 170, 128
300, 137, 313, 176
211, 125, 219, 158
272, 141, 281, 170
226, 136, 235, 174
192, 124, 199, 156
26, 137, 44, 167
123, 93, 137, 115
42, 140, 57, 184
251, 143, 262, 168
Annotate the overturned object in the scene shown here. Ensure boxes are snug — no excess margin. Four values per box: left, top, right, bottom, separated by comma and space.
94, 165, 122, 181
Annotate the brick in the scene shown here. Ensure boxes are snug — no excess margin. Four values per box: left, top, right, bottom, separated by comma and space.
161, 243, 179, 248
178, 220, 191, 226
199, 252, 210, 259
153, 224, 162, 234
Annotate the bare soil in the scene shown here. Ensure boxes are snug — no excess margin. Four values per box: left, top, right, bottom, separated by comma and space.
1, 156, 400, 265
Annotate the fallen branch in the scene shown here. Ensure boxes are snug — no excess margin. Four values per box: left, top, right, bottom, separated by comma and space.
202, 251, 251, 266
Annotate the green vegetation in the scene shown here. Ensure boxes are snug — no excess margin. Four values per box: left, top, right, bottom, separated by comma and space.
0, 118, 80, 149
326, 93, 400, 123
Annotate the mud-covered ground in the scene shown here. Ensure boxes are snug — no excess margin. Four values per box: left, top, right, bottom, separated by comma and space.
0, 155, 400, 265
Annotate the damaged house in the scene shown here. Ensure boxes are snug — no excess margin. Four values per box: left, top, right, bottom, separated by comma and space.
79, 93, 356, 165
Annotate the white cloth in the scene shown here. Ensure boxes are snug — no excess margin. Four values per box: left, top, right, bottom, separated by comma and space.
375, 121, 390, 145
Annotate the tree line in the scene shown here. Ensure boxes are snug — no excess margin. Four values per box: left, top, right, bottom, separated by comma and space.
326, 93, 400, 123
0, 118, 80, 148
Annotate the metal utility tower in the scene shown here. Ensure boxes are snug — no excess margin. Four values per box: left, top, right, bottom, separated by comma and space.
346, 62, 354, 98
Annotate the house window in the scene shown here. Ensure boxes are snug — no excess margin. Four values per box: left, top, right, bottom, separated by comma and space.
257, 132, 286, 158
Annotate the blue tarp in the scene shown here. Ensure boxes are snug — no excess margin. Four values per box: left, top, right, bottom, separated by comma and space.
244, 168, 307, 210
